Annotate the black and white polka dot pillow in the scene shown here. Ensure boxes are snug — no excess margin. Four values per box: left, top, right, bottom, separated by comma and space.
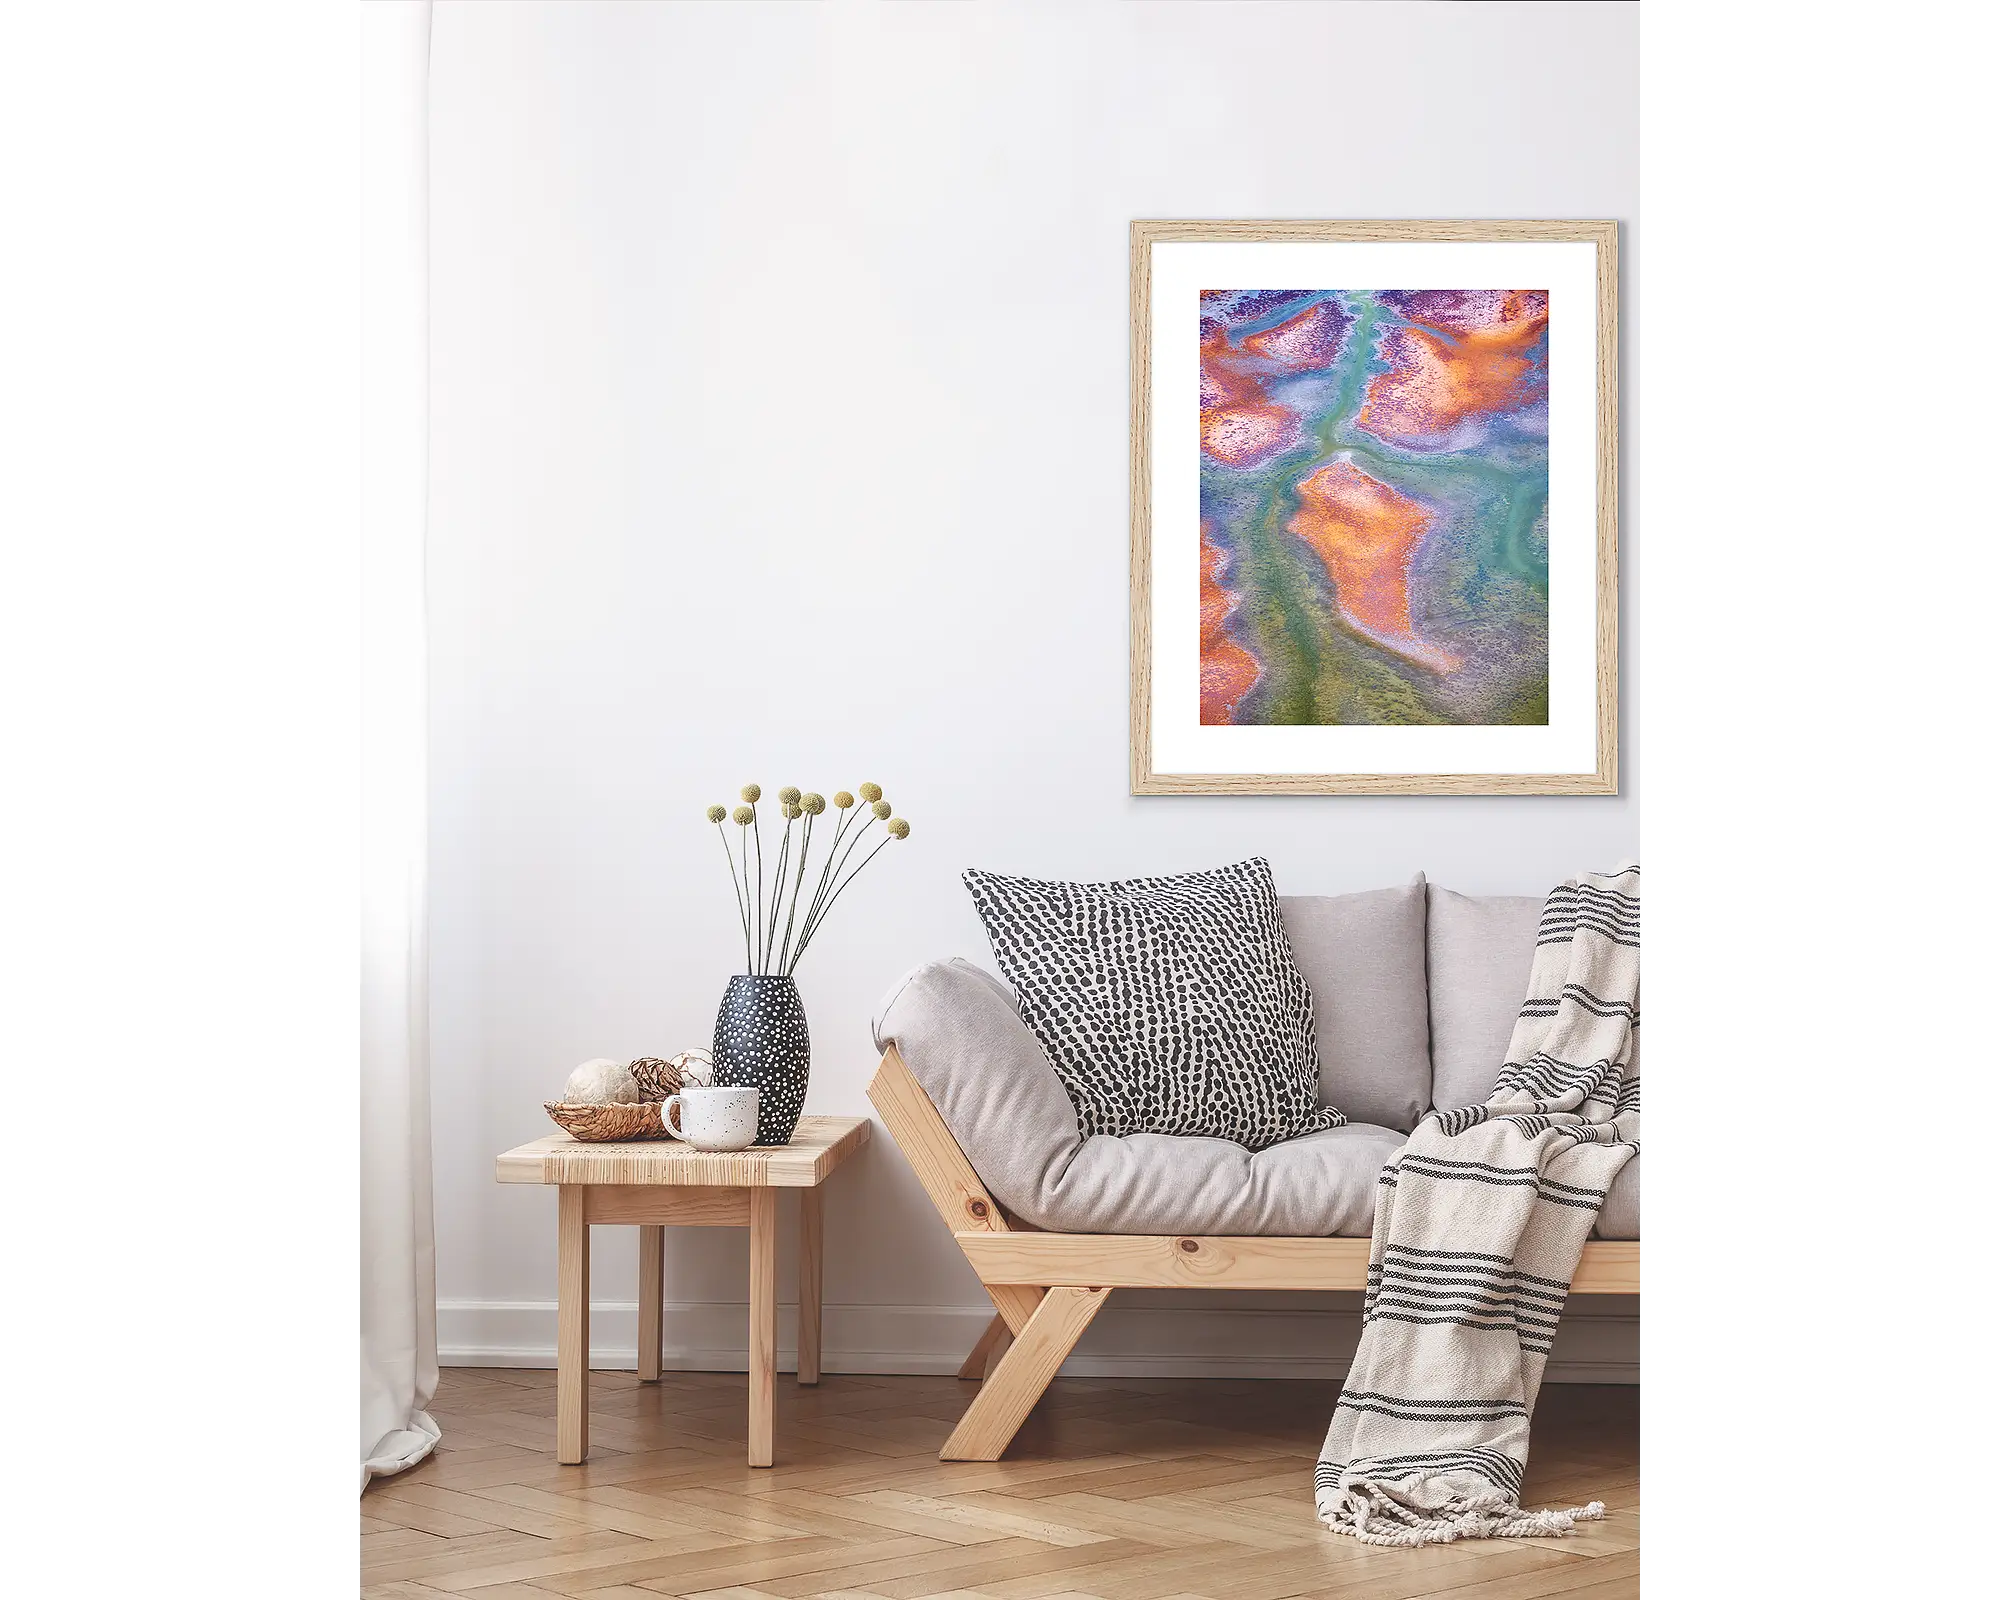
962, 857, 1343, 1152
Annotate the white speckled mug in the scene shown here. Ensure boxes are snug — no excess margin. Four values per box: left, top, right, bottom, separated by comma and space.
663, 1085, 760, 1151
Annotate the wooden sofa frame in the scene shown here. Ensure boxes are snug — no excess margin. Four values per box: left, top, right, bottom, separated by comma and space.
867, 1044, 1639, 1461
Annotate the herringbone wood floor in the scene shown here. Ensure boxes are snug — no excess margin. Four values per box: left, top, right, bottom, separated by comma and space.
361, 1368, 1638, 1599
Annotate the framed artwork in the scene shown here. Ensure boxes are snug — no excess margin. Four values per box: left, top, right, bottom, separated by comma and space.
1129, 220, 1617, 795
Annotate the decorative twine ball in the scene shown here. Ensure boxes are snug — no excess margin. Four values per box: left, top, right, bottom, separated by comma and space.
667, 1047, 714, 1088
563, 1058, 643, 1106
628, 1056, 685, 1101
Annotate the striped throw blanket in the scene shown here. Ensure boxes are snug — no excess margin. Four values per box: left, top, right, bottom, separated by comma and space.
1316, 864, 1640, 1546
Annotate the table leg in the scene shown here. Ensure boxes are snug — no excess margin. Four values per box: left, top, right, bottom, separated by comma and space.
557, 1185, 590, 1464
638, 1224, 664, 1383
748, 1187, 776, 1466
798, 1187, 823, 1386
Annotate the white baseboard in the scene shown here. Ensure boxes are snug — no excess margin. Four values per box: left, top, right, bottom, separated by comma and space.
438, 1298, 1638, 1383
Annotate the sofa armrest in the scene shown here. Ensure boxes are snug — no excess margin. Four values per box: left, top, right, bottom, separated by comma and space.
872, 959, 1085, 1229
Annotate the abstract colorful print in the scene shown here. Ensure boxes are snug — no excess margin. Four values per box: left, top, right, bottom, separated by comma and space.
1199, 289, 1550, 727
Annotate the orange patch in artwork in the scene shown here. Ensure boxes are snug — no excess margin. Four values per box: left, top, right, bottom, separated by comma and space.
1359, 291, 1549, 441
1289, 461, 1457, 673
1199, 324, 1262, 407
1200, 404, 1298, 467
1200, 527, 1259, 724
1200, 324, 1299, 467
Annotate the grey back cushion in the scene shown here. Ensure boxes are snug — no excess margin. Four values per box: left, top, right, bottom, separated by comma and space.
1426, 884, 1546, 1112
1279, 877, 1431, 1132
873, 959, 1403, 1236
1426, 883, 1640, 1238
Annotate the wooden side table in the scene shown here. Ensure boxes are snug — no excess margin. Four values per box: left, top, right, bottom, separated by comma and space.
494, 1115, 870, 1467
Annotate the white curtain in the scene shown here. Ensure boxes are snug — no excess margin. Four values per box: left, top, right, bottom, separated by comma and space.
361, 0, 440, 1490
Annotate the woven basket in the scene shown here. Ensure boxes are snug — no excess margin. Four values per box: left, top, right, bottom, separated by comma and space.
543, 1100, 671, 1142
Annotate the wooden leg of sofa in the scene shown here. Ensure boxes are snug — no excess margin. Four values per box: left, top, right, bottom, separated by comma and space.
985, 1283, 1044, 1337
940, 1286, 1109, 1461
959, 1287, 1037, 1379
957, 1313, 1009, 1381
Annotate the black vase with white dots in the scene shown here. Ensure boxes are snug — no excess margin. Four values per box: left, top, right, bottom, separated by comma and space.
711, 974, 810, 1145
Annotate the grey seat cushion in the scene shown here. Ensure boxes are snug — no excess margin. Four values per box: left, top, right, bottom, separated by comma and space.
1281, 878, 1431, 1132
1597, 1157, 1639, 1240
874, 958, 1403, 1236
1425, 884, 1545, 1112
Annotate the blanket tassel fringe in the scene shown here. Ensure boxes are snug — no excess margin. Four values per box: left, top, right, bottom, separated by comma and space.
1318, 1486, 1606, 1548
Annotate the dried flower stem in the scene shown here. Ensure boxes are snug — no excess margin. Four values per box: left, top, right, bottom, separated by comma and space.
793, 818, 873, 959
789, 835, 894, 971
763, 812, 795, 974
750, 804, 765, 970
777, 812, 814, 972
789, 816, 884, 968
821, 811, 881, 903
797, 804, 862, 943
714, 822, 752, 969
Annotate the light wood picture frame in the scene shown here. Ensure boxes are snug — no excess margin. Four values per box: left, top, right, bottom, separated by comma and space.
1130, 220, 1618, 795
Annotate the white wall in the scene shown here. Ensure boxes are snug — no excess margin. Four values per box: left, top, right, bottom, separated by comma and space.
428, 0, 1639, 1379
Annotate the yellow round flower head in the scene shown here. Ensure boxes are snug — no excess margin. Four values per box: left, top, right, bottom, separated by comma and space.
887, 817, 910, 840
859, 782, 882, 804
731, 805, 753, 825
782, 801, 802, 820
872, 799, 892, 820
778, 785, 802, 806
705, 804, 726, 824
833, 791, 855, 809
740, 783, 762, 803
801, 792, 826, 815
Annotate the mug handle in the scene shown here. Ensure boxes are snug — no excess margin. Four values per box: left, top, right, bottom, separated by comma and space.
661, 1094, 684, 1139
